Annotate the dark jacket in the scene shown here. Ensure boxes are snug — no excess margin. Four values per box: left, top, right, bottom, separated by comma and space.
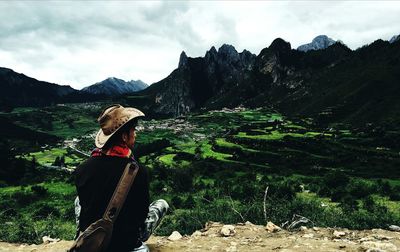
74, 156, 149, 251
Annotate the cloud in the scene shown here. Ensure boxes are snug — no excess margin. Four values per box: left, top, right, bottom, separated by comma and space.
0, 1, 399, 89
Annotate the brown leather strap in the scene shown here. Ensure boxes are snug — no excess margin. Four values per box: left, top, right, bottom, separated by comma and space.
103, 161, 139, 222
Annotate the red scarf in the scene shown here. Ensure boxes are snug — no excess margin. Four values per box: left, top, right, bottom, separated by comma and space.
91, 142, 134, 161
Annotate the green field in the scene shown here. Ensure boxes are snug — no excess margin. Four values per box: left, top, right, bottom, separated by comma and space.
1, 104, 400, 243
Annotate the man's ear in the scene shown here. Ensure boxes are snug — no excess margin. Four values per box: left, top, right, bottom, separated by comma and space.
122, 132, 128, 143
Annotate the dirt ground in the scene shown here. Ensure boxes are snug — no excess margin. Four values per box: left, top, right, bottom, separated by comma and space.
1, 222, 399, 252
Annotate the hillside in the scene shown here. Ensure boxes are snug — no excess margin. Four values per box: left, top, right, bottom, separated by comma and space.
128, 37, 400, 126
0, 68, 75, 108
1, 222, 399, 251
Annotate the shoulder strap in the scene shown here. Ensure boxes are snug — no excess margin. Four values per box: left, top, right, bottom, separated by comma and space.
103, 161, 139, 223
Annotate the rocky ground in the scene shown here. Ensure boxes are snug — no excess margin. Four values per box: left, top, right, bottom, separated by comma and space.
1, 222, 400, 252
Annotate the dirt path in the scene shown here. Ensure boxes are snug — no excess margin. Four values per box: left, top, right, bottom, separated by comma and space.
1, 222, 399, 252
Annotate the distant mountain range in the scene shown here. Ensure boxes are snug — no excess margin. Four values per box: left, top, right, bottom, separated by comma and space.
0, 67, 76, 109
82, 77, 148, 96
297, 35, 338, 52
2, 34, 400, 126
0, 69, 146, 109
130, 34, 400, 126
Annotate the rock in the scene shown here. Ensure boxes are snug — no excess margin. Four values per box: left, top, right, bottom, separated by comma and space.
313, 227, 320, 231
265, 221, 281, 233
41, 236, 60, 244
191, 231, 202, 237
168, 231, 183, 241
245, 221, 254, 226
333, 231, 346, 238
220, 225, 236, 237
388, 225, 400, 232
300, 226, 308, 231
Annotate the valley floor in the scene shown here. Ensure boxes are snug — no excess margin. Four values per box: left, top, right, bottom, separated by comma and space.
1, 222, 399, 252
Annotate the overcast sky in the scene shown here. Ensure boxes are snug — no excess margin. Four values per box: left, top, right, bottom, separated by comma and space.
1, 1, 399, 89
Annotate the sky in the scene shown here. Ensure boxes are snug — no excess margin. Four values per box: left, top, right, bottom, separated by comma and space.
0, 1, 399, 89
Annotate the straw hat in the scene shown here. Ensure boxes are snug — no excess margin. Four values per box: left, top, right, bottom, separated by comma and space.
95, 104, 145, 148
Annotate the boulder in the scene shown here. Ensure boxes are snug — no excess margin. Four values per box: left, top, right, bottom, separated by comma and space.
220, 225, 236, 237
265, 221, 281, 233
168, 231, 183, 241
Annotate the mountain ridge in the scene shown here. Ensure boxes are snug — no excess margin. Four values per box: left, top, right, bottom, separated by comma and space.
0, 67, 76, 109
129, 36, 400, 126
82, 77, 148, 96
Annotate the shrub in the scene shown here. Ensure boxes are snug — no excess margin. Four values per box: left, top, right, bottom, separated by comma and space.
32, 203, 61, 218
388, 186, 400, 201
31, 185, 48, 197
347, 180, 375, 199
323, 170, 350, 189
169, 169, 193, 192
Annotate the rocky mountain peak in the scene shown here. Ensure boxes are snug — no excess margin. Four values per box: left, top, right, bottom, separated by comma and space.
269, 38, 292, 52
218, 44, 238, 54
297, 35, 337, 52
217, 44, 240, 62
178, 51, 188, 68
205, 46, 218, 61
389, 34, 400, 43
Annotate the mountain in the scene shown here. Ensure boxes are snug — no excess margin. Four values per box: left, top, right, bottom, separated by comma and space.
389, 34, 400, 43
0, 67, 76, 109
297, 35, 338, 52
129, 44, 256, 117
128, 37, 400, 126
82, 77, 148, 96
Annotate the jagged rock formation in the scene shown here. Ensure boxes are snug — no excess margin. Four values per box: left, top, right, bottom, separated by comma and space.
2, 222, 400, 251
135, 44, 256, 117
297, 35, 338, 52
131, 36, 400, 125
82, 77, 148, 96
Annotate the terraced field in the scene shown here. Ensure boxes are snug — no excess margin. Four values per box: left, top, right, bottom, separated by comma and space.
1, 104, 400, 243
136, 107, 400, 179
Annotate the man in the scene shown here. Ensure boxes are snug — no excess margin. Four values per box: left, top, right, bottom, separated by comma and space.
74, 104, 168, 252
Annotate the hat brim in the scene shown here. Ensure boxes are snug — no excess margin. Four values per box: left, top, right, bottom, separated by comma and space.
95, 111, 144, 148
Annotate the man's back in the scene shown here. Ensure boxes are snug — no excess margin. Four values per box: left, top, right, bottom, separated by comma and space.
74, 156, 149, 251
